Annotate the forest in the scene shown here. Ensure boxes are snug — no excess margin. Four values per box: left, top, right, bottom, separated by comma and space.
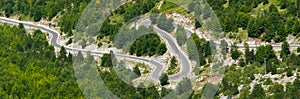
0, 0, 90, 36
187, 0, 300, 43
1, 0, 300, 98
0, 24, 83, 98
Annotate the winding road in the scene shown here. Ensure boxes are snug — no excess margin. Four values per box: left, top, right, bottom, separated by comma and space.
0, 17, 165, 81
1, 16, 299, 82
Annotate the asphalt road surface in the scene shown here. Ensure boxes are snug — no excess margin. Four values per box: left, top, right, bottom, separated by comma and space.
0, 17, 165, 81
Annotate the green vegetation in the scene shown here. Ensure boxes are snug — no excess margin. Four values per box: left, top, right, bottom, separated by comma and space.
130, 34, 167, 56
218, 41, 300, 98
192, 0, 300, 42
160, 73, 169, 86
175, 25, 188, 46
113, 26, 167, 57
250, 84, 265, 98
187, 33, 212, 66
99, 0, 159, 40
0, 0, 90, 36
133, 65, 142, 77
0, 24, 83, 98
2, 0, 300, 98
230, 43, 241, 60
157, 14, 175, 33
167, 56, 179, 75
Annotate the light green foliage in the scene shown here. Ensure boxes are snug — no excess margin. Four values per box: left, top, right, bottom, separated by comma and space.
175, 25, 187, 46
157, 14, 175, 33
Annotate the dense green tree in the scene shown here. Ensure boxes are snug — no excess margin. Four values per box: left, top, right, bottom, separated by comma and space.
101, 53, 113, 67
269, 83, 284, 99
280, 41, 291, 59
204, 41, 212, 57
160, 73, 169, 86
129, 34, 167, 56
239, 87, 250, 99
161, 87, 172, 97
255, 45, 276, 64
156, 43, 167, 55
221, 40, 229, 58
250, 84, 265, 99
244, 43, 255, 64
239, 58, 246, 67
247, 18, 262, 38
266, 60, 277, 74
231, 43, 241, 60
59, 46, 67, 61
133, 65, 141, 77
237, 12, 250, 29
0, 24, 83, 98
169, 56, 177, 70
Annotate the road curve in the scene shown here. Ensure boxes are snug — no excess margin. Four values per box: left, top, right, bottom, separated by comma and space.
138, 19, 192, 80
0, 17, 165, 81
153, 26, 192, 80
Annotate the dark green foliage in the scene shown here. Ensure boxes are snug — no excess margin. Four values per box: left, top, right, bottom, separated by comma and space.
99, 60, 160, 99
297, 47, 300, 53
195, 19, 202, 29
161, 87, 172, 97
66, 38, 73, 45
244, 43, 255, 64
269, 83, 284, 99
221, 40, 229, 57
250, 84, 265, 99
266, 60, 277, 75
280, 41, 291, 58
169, 56, 177, 70
130, 34, 167, 56
247, 18, 263, 38
230, 43, 241, 60
206, 0, 300, 42
0, 24, 83, 98
204, 41, 212, 57
286, 67, 293, 77
187, 33, 211, 66
220, 77, 239, 96
101, 54, 113, 67
239, 58, 246, 67
160, 73, 169, 86
239, 87, 250, 99
156, 43, 167, 55
255, 45, 277, 64
0, 0, 90, 35
133, 65, 141, 77
59, 46, 68, 61
286, 78, 300, 98
99, 0, 159, 40
237, 12, 250, 29
288, 53, 300, 66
